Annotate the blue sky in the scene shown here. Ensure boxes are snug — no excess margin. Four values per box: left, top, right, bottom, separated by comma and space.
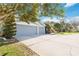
40, 3, 79, 23
65, 3, 79, 17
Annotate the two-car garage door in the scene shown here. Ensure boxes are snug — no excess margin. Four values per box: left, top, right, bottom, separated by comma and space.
16, 23, 45, 37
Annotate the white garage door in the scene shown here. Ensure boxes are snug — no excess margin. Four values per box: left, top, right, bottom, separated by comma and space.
16, 24, 37, 37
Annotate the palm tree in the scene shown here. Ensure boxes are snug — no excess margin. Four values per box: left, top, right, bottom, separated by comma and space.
41, 3, 65, 33
20, 3, 39, 23
0, 4, 26, 38
0, 3, 40, 38
0, 4, 18, 38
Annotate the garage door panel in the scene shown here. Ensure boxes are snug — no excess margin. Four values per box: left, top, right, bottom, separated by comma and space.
16, 25, 37, 36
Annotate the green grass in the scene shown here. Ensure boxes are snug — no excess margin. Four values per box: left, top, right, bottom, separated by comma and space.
0, 42, 38, 56
58, 32, 79, 35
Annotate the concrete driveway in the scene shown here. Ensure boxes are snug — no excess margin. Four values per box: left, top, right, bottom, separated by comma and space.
16, 34, 79, 56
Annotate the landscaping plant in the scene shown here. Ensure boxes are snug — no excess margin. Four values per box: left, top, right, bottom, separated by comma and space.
3, 14, 16, 39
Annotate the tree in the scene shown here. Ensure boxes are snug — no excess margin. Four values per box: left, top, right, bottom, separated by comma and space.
0, 4, 17, 39
20, 3, 39, 23
3, 14, 16, 39
45, 21, 57, 33
0, 4, 21, 39
53, 23, 62, 32
42, 3, 65, 33
41, 3, 64, 17
45, 23, 51, 34
0, 3, 40, 38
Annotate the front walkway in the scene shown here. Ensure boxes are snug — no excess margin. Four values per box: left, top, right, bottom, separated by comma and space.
16, 34, 79, 56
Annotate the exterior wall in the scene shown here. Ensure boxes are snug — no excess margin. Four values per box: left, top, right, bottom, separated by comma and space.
16, 23, 45, 37
77, 26, 79, 31
39, 27, 45, 35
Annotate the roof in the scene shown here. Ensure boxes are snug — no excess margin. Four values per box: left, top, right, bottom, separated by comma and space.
16, 21, 45, 27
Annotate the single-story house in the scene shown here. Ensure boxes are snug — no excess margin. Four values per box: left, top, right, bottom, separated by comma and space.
0, 14, 45, 38
15, 21, 45, 37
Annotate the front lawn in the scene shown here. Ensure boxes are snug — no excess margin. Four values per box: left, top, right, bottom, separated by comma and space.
58, 32, 79, 35
0, 39, 38, 56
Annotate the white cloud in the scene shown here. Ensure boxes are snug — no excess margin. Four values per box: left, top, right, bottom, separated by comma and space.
52, 18, 60, 23
41, 17, 60, 23
41, 17, 51, 22
64, 3, 76, 7
65, 16, 79, 23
